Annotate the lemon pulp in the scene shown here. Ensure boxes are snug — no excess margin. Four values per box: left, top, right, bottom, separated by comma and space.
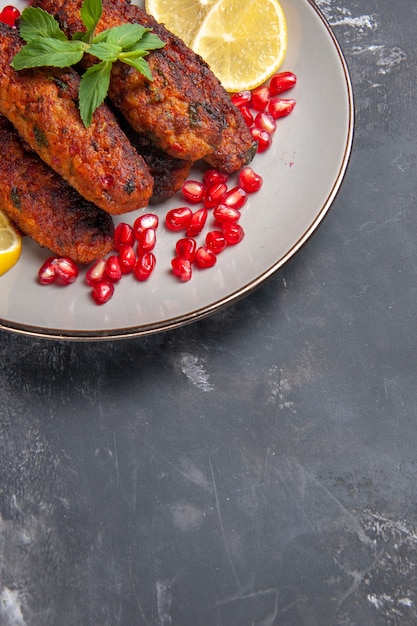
145, 0, 217, 47
0, 209, 22, 276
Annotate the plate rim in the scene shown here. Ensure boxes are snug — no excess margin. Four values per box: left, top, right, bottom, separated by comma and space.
0, 0, 354, 341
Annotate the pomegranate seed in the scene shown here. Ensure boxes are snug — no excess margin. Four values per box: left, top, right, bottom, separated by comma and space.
251, 86, 270, 111
133, 213, 159, 235
0, 5, 20, 27
254, 112, 277, 135
231, 90, 252, 107
175, 237, 197, 262
100, 174, 115, 190
268, 97, 296, 119
114, 222, 134, 250
38, 257, 58, 284
195, 246, 217, 269
55, 257, 79, 284
269, 71, 297, 95
182, 179, 205, 203
171, 257, 192, 282
239, 105, 254, 127
85, 258, 107, 285
105, 255, 122, 282
134, 252, 156, 281
186, 207, 208, 237
92, 280, 114, 305
222, 223, 245, 245
203, 169, 228, 189
165, 206, 193, 231
205, 230, 227, 254
239, 167, 263, 193
137, 227, 156, 253
203, 181, 227, 208
213, 204, 241, 224
251, 128, 272, 153
118, 244, 136, 274
223, 186, 247, 210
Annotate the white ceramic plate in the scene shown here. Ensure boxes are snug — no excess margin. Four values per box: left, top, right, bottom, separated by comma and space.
0, 0, 353, 340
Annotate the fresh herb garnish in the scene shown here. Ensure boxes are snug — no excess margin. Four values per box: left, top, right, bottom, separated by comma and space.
11, 0, 165, 127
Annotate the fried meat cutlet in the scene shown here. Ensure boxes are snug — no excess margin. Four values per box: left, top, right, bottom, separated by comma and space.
116, 116, 193, 199
0, 23, 154, 215
34, 0, 256, 171
0, 114, 114, 264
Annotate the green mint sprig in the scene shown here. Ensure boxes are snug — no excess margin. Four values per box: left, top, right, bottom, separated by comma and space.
11, 0, 165, 127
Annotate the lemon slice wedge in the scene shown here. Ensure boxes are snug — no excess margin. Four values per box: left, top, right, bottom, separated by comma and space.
145, 0, 217, 47
192, 0, 288, 92
0, 209, 22, 276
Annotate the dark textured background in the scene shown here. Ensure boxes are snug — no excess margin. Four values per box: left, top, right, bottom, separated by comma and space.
2, 0, 417, 624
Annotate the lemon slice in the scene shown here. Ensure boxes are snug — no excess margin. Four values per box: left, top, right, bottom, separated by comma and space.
192, 0, 288, 92
0, 209, 22, 276
145, 0, 217, 47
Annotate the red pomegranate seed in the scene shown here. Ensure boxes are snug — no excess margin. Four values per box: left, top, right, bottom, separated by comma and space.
251, 86, 270, 111
55, 257, 79, 284
165, 206, 193, 231
133, 213, 159, 235
134, 252, 156, 281
38, 257, 58, 284
223, 186, 247, 210
251, 127, 272, 153
186, 207, 208, 237
0, 5, 20, 27
92, 280, 114, 305
239, 105, 254, 127
100, 174, 114, 189
238, 167, 263, 193
254, 112, 277, 135
269, 71, 297, 95
182, 179, 205, 203
203, 169, 228, 189
204, 181, 227, 208
231, 90, 252, 107
137, 227, 156, 253
213, 204, 241, 224
222, 223, 245, 245
114, 222, 134, 250
85, 258, 107, 285
171, 257, 192, 282
118, 244, 136, 274
175, 237, 197, 262
268, 97, 296, 119
205, 230, 227, 254
195, 246, 217, 269
105, 255, 122, 282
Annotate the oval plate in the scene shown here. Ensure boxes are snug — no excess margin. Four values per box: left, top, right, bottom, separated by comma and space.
0, 0, 353, 340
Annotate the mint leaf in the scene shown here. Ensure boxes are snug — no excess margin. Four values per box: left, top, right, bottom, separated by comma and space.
80, 0, 103, 43
88, 41, 121, 62
19, 7, 67, 43
95, 23, 148, 48
11, 39, 85, 70
119, 55, 153, 82
136, 31, 166, 52
78, 61, 112, 127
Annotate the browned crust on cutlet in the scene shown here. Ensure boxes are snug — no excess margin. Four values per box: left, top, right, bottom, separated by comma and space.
116, 116, 193, 199
42, 0, 255, 170
0, 114, 114, 264
0, 23, 154, 215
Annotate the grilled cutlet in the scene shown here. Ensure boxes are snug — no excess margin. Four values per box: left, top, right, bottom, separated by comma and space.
0, 115, 114, 264
116, 117, 193, 199
34, 0, 255, 171
0, 23, 154, 215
